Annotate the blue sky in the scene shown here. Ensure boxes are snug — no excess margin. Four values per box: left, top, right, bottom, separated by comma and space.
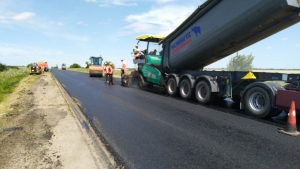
0, 0, 300, 69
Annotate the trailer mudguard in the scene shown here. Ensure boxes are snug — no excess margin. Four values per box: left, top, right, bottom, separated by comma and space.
241, 82, 284, 109
179, 74, 196, 88
194, 75, 219, 92
167, 73, 180, 87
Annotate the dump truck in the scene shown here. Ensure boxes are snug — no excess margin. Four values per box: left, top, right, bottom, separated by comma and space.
29, 63, 42, 75
123, 0, 300, 118
37, 61, 49, 72
62, 63, 66, 70
89, 56, 103, 77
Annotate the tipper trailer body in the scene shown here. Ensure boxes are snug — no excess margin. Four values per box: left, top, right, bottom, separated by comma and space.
124, 0, 300, 118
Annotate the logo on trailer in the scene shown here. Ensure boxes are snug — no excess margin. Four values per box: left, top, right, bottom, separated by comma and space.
171, 25, 201, 54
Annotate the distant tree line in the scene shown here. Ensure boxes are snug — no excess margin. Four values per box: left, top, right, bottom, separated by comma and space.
0, 63, 20, 72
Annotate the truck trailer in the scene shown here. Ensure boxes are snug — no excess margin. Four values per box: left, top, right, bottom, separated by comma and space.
37, 61, 49, 72
123, 0, 300, 118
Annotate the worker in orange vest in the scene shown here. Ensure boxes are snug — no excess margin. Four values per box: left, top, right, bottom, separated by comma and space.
106, 63, 114, 85
121, 58, 126, 78
103, 62, 107, 83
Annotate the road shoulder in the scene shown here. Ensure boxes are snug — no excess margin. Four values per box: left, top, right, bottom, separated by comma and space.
0, 72, 115, 168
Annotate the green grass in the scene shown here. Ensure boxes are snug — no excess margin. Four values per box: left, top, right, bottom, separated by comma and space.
67, 68, 89, 73
0, 67, 29, 103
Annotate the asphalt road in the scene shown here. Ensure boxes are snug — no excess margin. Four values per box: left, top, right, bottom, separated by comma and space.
51, 69, 300, 169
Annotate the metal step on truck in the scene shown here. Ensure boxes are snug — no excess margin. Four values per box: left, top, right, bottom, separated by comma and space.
122, 0, 300, 118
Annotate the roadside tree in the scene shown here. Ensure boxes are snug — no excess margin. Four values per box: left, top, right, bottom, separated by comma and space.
227, 53, 254, 71
85, 61, 91, 68
69, 63, 81, 68
0, 63, 7, 72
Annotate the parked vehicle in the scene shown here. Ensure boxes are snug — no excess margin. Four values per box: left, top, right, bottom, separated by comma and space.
29, 63, 42, 75
89, 56, 103, 77
37, 61, 49, 72
62, 63, 66, 70
123, 0, 300, 118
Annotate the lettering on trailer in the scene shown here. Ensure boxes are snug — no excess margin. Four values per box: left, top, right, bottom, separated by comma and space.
171, 25, 201, 54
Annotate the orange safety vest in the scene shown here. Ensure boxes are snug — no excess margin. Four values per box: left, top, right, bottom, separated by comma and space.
107, 65, 113, 74
103, 66, 106, 74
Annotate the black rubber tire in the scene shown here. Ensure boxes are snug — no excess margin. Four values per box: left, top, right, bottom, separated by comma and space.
167, 77, 178, 96
138, 78, 143, 89
195, 81, 213, 104
232, 96, 241, 104
243, 87, 272, 118
179, 79, 193, 100
269, 108, 282, 117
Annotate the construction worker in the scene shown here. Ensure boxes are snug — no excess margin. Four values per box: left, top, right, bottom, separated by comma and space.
133, 44, 145, 59
106, 63, 114, 85
103, 62, 107, 83
121, 58, 126, 78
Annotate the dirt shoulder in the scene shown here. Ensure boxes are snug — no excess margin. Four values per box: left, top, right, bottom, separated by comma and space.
0, 72, 115, 169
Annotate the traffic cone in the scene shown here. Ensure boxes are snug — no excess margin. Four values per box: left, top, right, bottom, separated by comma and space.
279, 101, 300, 136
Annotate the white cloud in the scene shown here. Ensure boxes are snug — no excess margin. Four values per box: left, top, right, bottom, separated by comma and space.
156, 0, 176, 4
58, 22, 64, 26
0, 43, 82, 67
49, 21, 64, 27
76, 21, 88, 26
99, 4, 108, 7
99, 0, 137, 7
123, 5, 194, 35
84, 0, 97, 2
281, 38, 288, 41
12, 12, 35, 21
267, 46, 272, 50
76, 21, 84, 25
297, 43, 300, 47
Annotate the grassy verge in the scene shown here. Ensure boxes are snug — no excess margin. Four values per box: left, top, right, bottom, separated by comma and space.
67, 68, 89, 73
0, 67, 29, 103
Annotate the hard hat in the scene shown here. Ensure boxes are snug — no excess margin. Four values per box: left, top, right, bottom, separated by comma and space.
121, 58, 124, 60
135, 44, 138, 46
109, 63, 112, 65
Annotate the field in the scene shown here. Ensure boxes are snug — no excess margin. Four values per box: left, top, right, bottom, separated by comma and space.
0, 67, 29, 103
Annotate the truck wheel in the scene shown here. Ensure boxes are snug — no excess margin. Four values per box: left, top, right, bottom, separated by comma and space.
179, 79, 193, 100
167, 77, 178, 96
232, 96, 241, 104
243, 87, 272, 118
195, 81, 213, 104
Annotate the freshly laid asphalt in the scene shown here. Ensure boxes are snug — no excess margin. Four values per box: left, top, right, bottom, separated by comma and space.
51, 69, 300, 169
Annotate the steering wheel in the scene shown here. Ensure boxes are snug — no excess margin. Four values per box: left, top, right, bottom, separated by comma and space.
141, 49, 147, 55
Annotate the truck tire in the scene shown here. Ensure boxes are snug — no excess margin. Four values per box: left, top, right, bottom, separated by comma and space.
179, 79, 193, 100
167, 77, 178, 96
232, 96, 241, 104
243, 87, 272, 118
195, 80, 214, 104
